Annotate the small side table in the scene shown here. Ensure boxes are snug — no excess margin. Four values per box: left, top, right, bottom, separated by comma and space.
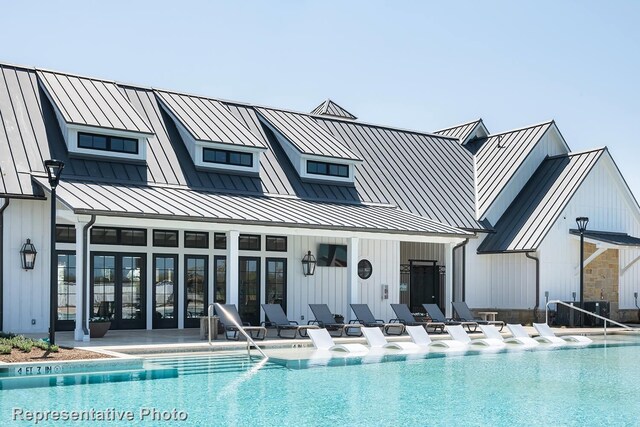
478, 311, 498, 322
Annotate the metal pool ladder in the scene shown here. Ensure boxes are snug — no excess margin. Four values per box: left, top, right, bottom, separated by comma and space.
208, 304, 268, 360
545, 300, 636, 338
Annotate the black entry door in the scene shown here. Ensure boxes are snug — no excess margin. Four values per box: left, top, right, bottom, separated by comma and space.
185, 255, 208, 328
238, 257, 261, 326
91, 253, 146, 329
153, 255, 178, 329
409, 261, 438, 314
56, 252, 76, 331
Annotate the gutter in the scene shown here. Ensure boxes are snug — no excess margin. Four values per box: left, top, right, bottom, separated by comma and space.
81, 215, 96, 336
525, 252, 540, 322
0, 198, 9, 331
452, 239, 469, 302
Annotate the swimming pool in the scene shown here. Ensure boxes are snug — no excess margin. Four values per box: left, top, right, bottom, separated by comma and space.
2, 342, 639, 426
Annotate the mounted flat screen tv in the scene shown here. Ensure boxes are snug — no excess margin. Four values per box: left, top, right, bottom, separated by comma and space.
317, 244, 348, 267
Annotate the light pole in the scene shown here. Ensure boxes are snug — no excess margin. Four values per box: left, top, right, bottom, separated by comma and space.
45, 159, 65, 345
576, 216, 589, 327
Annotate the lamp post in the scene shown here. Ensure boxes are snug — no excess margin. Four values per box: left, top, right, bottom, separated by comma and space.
576, 216, 589, 327
45, 159, 65, 345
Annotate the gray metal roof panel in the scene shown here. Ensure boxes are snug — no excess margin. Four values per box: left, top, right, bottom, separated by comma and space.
38, 178, 471, 237
36, 69, 153, 135
477, 149, 605, 253
257, 107, 361, 161
433, 119, 483, 142
569, 229, 640, 247
475, 121, 554, 216
153, 90, 266, 148
310, 99, 357, 120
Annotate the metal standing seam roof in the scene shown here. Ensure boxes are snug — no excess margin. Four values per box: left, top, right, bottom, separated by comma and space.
475, 121, 556, 217
433, 119, 485, 143
153, 90, 266, 148
310, 99, 357, 120
568, 229, 640, 247
477, 149, 605, 253
256, 107, 361, 161
35, 69, 153, 135
36, 178, 472, 238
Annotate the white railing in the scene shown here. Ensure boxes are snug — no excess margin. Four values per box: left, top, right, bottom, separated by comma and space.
545, 300, 635, 339
208, 304, 268, 359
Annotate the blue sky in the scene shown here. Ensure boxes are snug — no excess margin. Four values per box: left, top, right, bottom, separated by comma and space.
3, 1, 640, 195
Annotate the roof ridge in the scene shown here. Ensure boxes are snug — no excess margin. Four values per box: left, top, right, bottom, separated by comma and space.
433, 118, 484, 133
487, 120, 554, 138
546, 147, 607, 160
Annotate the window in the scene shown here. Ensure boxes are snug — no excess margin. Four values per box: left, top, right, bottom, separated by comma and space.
214, 233, 227, 250
307, 160, 349, 178
239, 234, 261, 250
202, 148, 253, 167
90, 227, 146, 246
214, 256, 226, 303
266, 258, 287, 312
57, 252, 76, 324
78, 132, 138, 154
185, 231, 209, 249
266, 236, 287, 252
153, 230, 178, 247
56, 225, 76, 243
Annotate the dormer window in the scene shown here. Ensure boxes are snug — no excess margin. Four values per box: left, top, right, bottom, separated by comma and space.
78, 132, 138, 155
203, 148, 253, 167
307, 160, 349, 178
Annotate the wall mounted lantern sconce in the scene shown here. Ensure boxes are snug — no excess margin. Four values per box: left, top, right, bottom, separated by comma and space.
20, 239, 37, 270
301, 251, 317, 276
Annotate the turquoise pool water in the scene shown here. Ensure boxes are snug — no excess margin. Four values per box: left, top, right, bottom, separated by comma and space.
1, 344, 639, 426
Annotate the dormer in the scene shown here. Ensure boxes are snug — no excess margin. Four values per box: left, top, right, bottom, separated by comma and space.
154, 90, 267, 175
256, 107, 362, 184
36, 69, 153, 162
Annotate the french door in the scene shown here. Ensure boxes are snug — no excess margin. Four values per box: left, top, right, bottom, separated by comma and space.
153, 255, 178, 329
91, 253, 146, 329
238, 257, 261, 326
184, 255, 208, 328
265, 258, 287, 313
56, 252, 76, 331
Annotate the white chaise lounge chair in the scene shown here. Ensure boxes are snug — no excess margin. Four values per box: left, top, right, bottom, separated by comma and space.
406, 325, 466, 349
504, 324, 541, 346
307, 328, 368, 353
481, 324, 539, 346
533, 323, 592, 344
362, 327, 421, 351
446, 324, 505, 347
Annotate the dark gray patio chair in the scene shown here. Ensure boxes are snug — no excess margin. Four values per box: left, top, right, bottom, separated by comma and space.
261, 304, 318, 338
452, 301, 504, 332
214, 303, 267, 341
390, 303, 445, 333
423, 303, 478, 332
308, 304, 362, 337
350, 304, 405, 335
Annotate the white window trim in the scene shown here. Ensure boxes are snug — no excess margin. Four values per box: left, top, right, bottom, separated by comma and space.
67, 125, 148, 162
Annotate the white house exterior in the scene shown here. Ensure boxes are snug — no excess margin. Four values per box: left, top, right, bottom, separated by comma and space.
0, 62, 639, 341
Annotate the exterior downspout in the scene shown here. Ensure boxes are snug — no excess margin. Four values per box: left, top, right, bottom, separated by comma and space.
0, 198, 10, 331
81, 215, 96, 336
452, 239, 469, 303
525, 252, 540, 322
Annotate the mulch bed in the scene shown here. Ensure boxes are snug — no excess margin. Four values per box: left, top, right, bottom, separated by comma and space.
0, 347, 112, 363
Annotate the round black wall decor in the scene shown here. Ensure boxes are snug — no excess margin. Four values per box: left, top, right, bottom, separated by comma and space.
358, 259, 373, 280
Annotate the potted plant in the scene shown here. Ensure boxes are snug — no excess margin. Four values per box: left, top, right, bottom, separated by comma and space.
89, 316, 111, 338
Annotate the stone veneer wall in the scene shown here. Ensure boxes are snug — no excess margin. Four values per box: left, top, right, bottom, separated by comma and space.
583, 242, 619, 303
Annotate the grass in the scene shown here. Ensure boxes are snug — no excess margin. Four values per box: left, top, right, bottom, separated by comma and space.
0, 333, 59, 354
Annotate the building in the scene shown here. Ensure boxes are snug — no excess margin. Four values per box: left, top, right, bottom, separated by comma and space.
0, 62, 638, 340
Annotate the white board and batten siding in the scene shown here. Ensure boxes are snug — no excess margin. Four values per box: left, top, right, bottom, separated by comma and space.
289, 236, 400, 324
483, 128, 568, 225
538, 154, 640, 309
2, 198, 52, 333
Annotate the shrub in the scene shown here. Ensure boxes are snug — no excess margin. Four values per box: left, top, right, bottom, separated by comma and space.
0, 344, 11, 354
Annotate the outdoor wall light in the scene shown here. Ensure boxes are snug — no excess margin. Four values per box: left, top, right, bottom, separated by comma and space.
20, 238, 37, 270
301, 251, 317, 276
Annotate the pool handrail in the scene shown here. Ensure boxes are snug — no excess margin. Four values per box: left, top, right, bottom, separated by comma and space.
545, 300, 634, 339
208, 303, 268, 360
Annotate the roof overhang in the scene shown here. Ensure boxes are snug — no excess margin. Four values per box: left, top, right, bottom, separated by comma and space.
569, 229, 640, 248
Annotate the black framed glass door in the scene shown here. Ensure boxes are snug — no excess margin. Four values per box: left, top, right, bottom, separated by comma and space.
56, 252, 76, 331
214, 256, 226, 304
409, 260, 438, 314
153, 255, 178, 329
238, 257, 260, 326
185, 255, 208, 328
265, 258, 287, 313
91, 253, 146, 329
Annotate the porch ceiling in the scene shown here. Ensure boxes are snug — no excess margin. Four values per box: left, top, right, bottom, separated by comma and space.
36, 178, 473, 241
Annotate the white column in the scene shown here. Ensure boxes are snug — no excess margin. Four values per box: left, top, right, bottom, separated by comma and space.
146, 231, 153, 330
444, 242, 454, 318
177, 251, 185, 329
346, 237, 359, 322
74, 222, 85, 341
227, 230, 239, 305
